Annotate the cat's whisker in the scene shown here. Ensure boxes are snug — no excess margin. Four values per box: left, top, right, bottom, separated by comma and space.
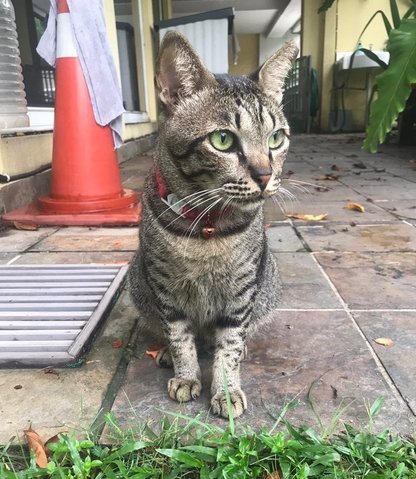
271, 194, 287, 215
286, 178, 319, 188
153, 187, 223, 223
162, 193, 221, 231
278, 187, 298, 212
218, 197, 232, 222
284, 183, 311, 195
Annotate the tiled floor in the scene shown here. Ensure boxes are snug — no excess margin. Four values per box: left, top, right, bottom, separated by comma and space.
1, 133, 415, 444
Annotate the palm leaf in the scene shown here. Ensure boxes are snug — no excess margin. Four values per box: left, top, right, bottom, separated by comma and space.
363, 19, 416, 152
389, 0, 401, 29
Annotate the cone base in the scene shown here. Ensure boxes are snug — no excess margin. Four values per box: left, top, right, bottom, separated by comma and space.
38, 189, 138, 214
2, 194, 142, 227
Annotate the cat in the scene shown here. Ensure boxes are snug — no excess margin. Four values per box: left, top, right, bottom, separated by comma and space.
128, 31, 298, 419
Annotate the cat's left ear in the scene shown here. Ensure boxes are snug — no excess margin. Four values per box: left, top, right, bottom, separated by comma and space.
251, 42, 299, 103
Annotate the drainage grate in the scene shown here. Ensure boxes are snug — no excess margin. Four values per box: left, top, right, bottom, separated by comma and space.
0, 264, 128, 367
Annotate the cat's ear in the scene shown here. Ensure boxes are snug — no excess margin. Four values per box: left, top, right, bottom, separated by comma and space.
251, 42, 299, 103
155, 31, 215, 110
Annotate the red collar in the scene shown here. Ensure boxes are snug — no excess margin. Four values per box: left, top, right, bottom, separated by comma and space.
155, 169, 228, 239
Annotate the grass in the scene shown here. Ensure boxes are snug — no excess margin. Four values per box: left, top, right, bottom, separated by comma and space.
0, 399, 415, 479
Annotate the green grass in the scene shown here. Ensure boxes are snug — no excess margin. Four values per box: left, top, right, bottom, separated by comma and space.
1, 400, 415, 479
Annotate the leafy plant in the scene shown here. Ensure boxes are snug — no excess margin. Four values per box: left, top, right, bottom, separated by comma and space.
1, 399, 416, 478
318, 0, 416, 152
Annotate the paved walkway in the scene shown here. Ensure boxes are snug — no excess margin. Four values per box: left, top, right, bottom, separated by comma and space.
0, 134, 415, 443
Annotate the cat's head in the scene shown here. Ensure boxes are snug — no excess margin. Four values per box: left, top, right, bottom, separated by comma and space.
155, 31, 298, 212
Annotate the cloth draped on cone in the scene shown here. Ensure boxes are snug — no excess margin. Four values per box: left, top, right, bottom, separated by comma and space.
37, 0, 124, 148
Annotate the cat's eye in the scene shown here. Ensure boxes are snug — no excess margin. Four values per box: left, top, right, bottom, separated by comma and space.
210, 131, 235, 151
268, 129, 285, 149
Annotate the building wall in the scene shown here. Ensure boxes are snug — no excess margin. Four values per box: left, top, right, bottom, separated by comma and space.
302, 0, 409, 132
229, 34, 259, 76
259, 32, 300, 66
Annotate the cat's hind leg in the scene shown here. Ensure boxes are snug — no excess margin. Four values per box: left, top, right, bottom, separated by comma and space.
163, 318, 202, 402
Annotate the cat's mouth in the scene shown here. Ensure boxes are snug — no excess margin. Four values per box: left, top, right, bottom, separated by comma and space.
222, 177, 281, 203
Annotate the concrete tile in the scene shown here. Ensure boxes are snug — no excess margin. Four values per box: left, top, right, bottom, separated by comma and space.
105, 311, 413, 437
0, 291, 138, 444
266, 225, 305, 252
353, 311, 416, 415
30, 226, 139, 252
298, 223, 416, 253
375, 200, 416, 225
356, 182, 416, 201
0, 226, 58, 252
13, 251, 133, 265
275, 252, 343, 309
315, 252, 416, 309
0, 253, 19, 264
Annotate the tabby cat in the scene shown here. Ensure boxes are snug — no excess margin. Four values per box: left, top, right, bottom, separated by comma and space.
128, 31, 298, 418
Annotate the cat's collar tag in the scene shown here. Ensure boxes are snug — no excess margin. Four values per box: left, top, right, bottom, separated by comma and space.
161, 193, 184, 217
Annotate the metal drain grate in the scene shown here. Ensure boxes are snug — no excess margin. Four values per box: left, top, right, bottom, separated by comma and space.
0, 264, 128, 367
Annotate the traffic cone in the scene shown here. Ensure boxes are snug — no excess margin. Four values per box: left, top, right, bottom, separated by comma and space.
2, 0, 141, 226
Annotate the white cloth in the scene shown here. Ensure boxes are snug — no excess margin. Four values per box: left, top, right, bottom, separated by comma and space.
37, 0, 124, 148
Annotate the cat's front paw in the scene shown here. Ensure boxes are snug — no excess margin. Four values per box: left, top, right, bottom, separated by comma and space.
168, 378, 202, 402
211, 389, 247, 419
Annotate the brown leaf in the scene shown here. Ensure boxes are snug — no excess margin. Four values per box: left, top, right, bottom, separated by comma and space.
13, 221, 39, 231
316, 174, 339, 181
374, 337, 394, 347
111, 339, 123, 349
24, 427, 48, 468
287, 213, 328, 221
146, 350, 160, 359
44, 433, 64, 454
345, 202, 365, 213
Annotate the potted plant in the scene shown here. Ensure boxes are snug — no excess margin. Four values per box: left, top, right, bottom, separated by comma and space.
318, 0, 416, 152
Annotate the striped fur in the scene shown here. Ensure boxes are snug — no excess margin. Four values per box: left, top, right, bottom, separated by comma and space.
128, 32, 298, 418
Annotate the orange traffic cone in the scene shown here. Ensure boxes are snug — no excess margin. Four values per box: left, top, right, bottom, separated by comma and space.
2, 0, 141, 226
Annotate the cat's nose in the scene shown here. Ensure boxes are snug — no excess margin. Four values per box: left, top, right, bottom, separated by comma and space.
256, 174, 272, 191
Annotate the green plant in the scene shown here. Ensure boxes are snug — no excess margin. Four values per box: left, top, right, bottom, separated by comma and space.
319, 0, 416, 152
1, 399, 415, 478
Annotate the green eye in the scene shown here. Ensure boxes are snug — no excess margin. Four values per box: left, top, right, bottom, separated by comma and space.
268, 129, 285, 149
210, 131, 234, 151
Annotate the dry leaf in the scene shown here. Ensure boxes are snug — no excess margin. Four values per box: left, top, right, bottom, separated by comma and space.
13, 221, 39, 231
24, 427, 48, 468
374, 337, 394, 347
345, 202, 365, 213
146, 350, 160, 359
111, 339, 123, 349
287, 213, 328, 221
316, 174, 339, 181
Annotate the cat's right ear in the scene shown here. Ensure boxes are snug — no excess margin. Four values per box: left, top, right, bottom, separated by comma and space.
155, 31, 215, 111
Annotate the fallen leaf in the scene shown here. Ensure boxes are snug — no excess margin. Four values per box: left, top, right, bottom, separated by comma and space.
13, 221, 39, 231
264, 223, 271, 229
345, 202, 365, 213
24, 427, 48, 468
146, 350, 160, 359
316, 174, 339, 181
44, 433, 63, 454
287, 213, 328, 221
42, 367, 59, 377
374, 337, 394, 347
112, 241, 123, 249
349, 221, 357, 227
111, 339, 123, 348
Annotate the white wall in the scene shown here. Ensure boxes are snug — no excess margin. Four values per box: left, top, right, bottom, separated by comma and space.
259, 32, 300, 65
